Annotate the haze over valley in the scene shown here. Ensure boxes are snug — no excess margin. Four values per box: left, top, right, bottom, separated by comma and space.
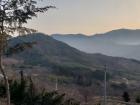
52, 29, 140, 60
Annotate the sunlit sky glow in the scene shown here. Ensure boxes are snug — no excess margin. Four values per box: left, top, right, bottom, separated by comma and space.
26, 0, 140, 35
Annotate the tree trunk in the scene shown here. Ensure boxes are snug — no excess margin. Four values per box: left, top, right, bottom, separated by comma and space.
0, 54, 10, 105
0, 14, 11, 105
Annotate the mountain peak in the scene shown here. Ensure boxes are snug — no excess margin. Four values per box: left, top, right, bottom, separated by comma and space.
93, 28, 140, 36
8, 33, 53, 47
106, 28, 140, 34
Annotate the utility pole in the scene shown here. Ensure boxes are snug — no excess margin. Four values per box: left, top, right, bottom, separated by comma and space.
55, 77, 58, 91
104, 65, 107, 105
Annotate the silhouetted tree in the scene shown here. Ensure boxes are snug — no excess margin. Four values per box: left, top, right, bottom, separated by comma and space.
122, 91, 130, 102
0, 0, 55, 105
10, 71, 27, 105
136, 95, 140, 103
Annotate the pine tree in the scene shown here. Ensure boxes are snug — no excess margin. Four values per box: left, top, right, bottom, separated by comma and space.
136, 95, 140, 103
122, 91, 130, 102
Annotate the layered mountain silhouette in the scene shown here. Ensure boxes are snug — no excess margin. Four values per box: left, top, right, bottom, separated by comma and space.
52, 29, 140, 60
6, 33, 140, 82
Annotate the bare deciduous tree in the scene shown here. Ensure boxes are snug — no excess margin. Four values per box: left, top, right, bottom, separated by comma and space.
0, 0, 55, 105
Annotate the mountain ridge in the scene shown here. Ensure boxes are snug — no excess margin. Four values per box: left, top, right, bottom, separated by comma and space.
6, 33, 140, 76
52, 29, 140, 37
52, 29, 140, 60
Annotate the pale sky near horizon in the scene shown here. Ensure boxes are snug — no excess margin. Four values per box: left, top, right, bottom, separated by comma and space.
26, 0, 140, 35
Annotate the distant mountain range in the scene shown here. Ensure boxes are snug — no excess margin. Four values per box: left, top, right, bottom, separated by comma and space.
5, 33, 140, 83
52, 29, 140, 60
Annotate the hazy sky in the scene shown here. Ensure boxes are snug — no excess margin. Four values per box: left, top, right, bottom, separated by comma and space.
26, 0, 140, 35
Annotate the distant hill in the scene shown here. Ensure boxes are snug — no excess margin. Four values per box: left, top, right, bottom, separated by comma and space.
5, 33, 140, 84
52, 29, 140, 60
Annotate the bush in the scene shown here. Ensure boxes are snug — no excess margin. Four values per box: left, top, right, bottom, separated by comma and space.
122, 91, 130, 102
136, 95, 140, 103
0, 71, 80, 105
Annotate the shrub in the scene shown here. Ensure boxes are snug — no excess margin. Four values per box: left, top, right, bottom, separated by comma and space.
0, 72, 80, 105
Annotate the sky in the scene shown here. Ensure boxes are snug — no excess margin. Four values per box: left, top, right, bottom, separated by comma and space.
26, 0, 140, 35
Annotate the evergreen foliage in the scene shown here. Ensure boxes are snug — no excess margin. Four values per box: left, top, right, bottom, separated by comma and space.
136, 95, 140, 103
122, 91, 130, 102
0, 71, 80, 105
